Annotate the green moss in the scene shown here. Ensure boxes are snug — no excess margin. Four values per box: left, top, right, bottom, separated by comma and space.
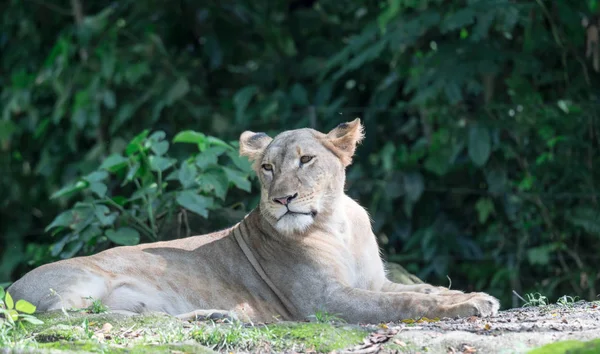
192, 321, 368, 353
38, 341, 216, 353
124, 343, 216, 353
9, 311, 368, 353
529, 339, 600, 354
266, 322, 367, 352
38, 340, 107, 352
36, 325, 86, 342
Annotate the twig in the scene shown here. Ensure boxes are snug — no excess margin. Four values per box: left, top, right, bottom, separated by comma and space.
512, 290, 527, 303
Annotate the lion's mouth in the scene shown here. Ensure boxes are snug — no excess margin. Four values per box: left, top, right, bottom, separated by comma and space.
279, 209, 317, 220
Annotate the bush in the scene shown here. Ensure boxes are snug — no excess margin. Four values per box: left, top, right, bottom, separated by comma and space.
46, 129, 254, 257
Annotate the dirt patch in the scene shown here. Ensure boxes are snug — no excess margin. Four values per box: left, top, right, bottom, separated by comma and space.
358, 301, 600, 354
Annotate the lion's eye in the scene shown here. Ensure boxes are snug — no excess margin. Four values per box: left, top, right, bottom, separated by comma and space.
300, 155, 314, 164
262, 164, 273, 171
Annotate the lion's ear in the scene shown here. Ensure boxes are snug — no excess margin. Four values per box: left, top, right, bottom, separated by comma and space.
239, 131, 273, 162
325, 118, 365, 166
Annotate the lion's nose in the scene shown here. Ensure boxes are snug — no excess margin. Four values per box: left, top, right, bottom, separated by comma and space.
272, 193, 298, 205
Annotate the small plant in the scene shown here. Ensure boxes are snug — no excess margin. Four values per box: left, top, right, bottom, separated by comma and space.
0, 286, 43, 331
192, 322, 259, 351
84, 296, 109, 314
522, 292, 549, 307
81, 318, 94, 339
557, 295, 579, 308
311, 310, 345, 324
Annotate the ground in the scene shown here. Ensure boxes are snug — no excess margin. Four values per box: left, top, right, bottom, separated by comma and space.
1, 301, 600, 353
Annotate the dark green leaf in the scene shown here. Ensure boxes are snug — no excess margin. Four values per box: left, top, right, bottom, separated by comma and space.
195, 149, 219, 169
178, 162, 198, 188
50, 180, 88, 199
111, 104, 137, 134
475, 198, 495, 224
485, 168, 507, 195
166, 77, 190, 105
124, 162, 141, 183
206, 136, 234, 150
100, 154, 128, 171
198, 169, 228, 200
151, 141, 169, 156
403, 172, 425, 202
0, 120, 19, 143
176, 190, 214, 218
149, 131, 166, 142
45, 210, 76, 232
105, 227, 140, 246
51, 234, 72, 256
468, 124, 491, 167
103, 90, 116, 109
222, 167, 251, 192
126, 130, 150, 156
89, 182, 107, 198
290, 83, 309, 105
173, 131, 206, 145
83, 171, 108, 183
227, 150, 253, 173
233, 85, 258, 123
149, 156, 176, 172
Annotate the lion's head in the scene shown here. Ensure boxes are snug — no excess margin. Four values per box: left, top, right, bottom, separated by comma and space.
239, 119, 364, 235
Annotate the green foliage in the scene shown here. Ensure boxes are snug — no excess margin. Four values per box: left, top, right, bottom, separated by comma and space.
84, 297, 109, 314
522, 293, 549, 308
45, 129, 252, 255
1, 0, 599, 310
530, 339, 600, 354
310, 310, 346, 324
192, 322, 365, 353
0, 286, 43, 343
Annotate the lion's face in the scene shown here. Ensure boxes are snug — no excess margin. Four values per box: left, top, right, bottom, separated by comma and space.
239, 119, 364, 235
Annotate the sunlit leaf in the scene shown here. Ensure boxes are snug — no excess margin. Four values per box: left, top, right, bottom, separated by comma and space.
5, 291, 14, 310
8, 309, 18, 321
19, 314, 44, 325
173, 131, 206, 145
50, 180, 88, 199
15, 299, 36, 314
125, 130, 150, 156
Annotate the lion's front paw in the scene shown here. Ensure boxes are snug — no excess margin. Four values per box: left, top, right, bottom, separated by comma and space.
447, 293, 500, 318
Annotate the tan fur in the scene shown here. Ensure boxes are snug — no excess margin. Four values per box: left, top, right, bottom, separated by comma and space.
8, 119, 500, 323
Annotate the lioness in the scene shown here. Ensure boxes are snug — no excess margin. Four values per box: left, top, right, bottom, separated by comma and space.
9, 119, 499, 323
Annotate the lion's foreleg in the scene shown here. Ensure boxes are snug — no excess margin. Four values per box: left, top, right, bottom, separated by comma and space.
323, 286, 499, 323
